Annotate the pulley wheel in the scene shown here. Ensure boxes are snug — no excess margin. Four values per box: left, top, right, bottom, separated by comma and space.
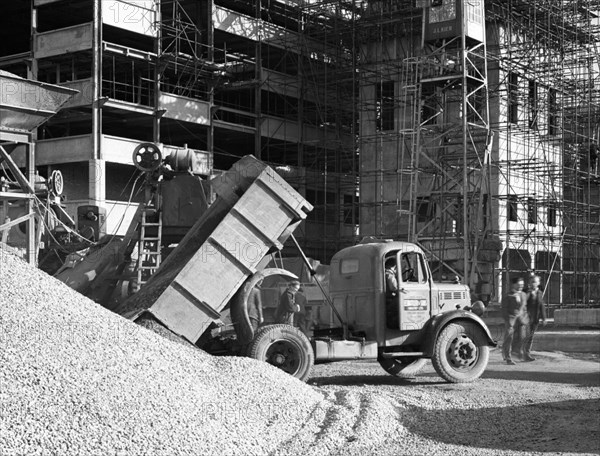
48, 170, 64, 196
132, 143, 162, 172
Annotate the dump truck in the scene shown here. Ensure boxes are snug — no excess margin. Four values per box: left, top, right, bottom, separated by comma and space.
321, 240, 494, 382
86, 149, 494, 384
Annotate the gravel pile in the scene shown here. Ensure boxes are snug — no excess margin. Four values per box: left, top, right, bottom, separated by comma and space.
0, 248, 324, 455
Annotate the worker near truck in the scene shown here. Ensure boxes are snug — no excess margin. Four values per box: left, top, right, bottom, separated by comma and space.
501, 277, 528, 365
247, 279, 264, 332
275, 280, 301, 325
522, 275, 547, 362
294, 288, 310, 336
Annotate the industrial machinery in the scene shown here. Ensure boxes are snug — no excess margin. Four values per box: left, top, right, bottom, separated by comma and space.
0, 70, 77, 263
53, 143, 495, 383
53, 142, 211, 305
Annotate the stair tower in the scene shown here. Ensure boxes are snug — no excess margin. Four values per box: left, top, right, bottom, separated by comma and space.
411, 0, 497, 300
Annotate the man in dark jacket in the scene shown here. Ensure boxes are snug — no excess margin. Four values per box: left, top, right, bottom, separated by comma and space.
522, 275, 547, 361
275, 280, 301, 325
247, 279, 264, 332
294, 288, 310, 335
501, 277, 528, 365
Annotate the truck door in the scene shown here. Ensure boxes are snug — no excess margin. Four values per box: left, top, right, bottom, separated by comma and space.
397, 251, 430, 330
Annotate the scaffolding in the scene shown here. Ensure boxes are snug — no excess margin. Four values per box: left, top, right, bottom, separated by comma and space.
485, 0, 600, 304
1, 0, 598, 304
301, 0, 599, 305
156, 0, 360, 261
352, 0, 497, 299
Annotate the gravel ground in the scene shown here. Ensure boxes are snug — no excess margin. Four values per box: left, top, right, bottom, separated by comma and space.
0, 249, 323, 455
300, 355, 600, 456
1, 248, 599, 456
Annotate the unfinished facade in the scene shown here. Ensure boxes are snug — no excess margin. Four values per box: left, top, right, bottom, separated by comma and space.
1, 0, 598, 305
0, 0, 358, 261
357, 0, 599, 305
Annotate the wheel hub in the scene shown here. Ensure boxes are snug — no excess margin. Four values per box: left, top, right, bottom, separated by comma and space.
266, 340, 300, 373
272, 353, 286, 366
448, 335, 477, 368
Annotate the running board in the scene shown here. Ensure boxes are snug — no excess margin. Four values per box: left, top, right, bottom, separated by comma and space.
313, 339, 378, 361
380, 352, 424, 358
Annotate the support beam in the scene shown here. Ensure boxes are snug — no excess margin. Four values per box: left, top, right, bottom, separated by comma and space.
89, 159, 105, 207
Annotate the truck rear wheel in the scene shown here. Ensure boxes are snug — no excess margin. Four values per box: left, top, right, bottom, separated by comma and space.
247, 324, 314, 382
378, 356, 427, 378
432, 321, 489, 383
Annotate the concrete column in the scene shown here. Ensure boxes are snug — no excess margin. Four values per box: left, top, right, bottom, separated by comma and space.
154, 0, 161, 143
30, 3, 38, 81
90, 1, 104, 211
254, 0, 262, 159
89, 159, 105, 207
92, 0, 102, 161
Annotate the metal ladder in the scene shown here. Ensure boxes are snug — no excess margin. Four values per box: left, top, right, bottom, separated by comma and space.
134, 203, 162, 292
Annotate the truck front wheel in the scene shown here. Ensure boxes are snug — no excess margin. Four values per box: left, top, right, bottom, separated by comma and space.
432, 321, 489, 383
378, 356, 427, 378
247, 324, 314, 382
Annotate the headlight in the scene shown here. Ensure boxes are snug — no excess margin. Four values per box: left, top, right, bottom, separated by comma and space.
470, 300, 485, 316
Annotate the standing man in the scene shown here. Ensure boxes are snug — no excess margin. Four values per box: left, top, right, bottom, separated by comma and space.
247, 279, 264, 332
501, 277, 528, 365
294, 287, 310, 335
275, 280, 301, 325
523, 275, 547, 362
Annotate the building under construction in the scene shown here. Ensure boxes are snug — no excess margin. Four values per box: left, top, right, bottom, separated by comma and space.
1, 0, 598, 305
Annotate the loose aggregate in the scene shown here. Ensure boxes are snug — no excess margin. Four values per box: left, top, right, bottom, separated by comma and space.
300, 357, 600, 456
1, 247, 599, 456
0, 249, 322, 455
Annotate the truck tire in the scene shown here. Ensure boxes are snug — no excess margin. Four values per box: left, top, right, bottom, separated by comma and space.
230, 269, 299, 345
378, 356, 427, 378
432, 321, 489, 383
247, 324, 314, 382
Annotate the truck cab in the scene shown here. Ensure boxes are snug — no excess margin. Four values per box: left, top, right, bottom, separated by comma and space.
329, 241, 471, 342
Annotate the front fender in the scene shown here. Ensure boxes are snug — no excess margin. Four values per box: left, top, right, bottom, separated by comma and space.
421, 310, 497, 357
230, 268, 299, 344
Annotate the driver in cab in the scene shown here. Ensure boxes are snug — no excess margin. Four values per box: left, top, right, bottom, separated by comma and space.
385, 254, 417, 295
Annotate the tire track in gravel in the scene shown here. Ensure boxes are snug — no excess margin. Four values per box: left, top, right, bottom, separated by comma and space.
271, 389, 406, 456
277, 356, 600, 456
270, 391, 359, 455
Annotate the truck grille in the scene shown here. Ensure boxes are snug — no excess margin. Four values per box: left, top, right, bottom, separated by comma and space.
440, 291, 465, 300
